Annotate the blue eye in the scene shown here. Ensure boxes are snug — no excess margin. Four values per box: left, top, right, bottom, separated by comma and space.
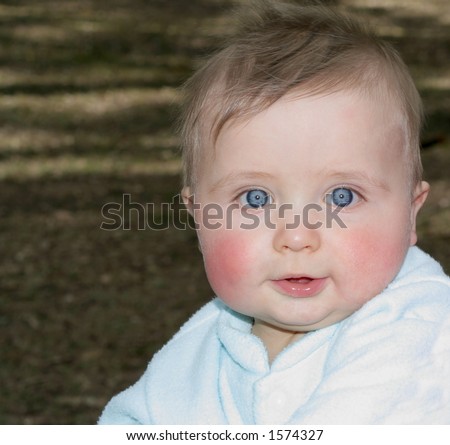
327, 187, 355, 207
240, 189, 271, 208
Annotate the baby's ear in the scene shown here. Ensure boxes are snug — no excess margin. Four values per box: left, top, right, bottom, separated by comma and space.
181, 187, 202, 252
409, 181, 430, 245
181, 186, 195, 216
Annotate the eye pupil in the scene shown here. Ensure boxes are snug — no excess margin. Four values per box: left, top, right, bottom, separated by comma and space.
332, 187, 353, 207
246, 189, 269, 208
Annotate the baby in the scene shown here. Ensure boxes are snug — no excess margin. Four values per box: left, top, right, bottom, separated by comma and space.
99, 1, 450, 424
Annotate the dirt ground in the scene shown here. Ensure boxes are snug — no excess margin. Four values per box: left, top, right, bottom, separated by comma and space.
0, 0, 448, 424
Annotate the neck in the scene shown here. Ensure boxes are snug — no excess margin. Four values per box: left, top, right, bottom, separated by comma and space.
252, 320, 305, 364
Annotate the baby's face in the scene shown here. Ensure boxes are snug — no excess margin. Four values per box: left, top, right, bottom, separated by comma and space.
184, 90, 428, 340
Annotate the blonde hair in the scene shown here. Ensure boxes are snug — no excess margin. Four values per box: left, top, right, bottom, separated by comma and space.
178, 1, 423, 189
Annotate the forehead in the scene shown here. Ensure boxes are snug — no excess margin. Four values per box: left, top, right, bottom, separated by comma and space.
199, 89, 407, 179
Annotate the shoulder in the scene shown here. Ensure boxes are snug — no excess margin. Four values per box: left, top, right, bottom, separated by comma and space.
144, 298, 229, 423
146, 298, 225, 378
166, 298, 225, 344
98, 299, 226, 424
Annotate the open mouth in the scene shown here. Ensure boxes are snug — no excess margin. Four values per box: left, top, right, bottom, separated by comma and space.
273, 276, 327, 298
286, 277, 313, 284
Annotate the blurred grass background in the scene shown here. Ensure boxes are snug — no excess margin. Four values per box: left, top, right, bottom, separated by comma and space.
0, 0, 448, 424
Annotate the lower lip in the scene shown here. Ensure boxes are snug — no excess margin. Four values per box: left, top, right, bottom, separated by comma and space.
272, 277, 327, 298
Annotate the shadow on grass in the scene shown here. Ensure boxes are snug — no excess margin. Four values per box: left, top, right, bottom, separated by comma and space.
0, 171, 210, 424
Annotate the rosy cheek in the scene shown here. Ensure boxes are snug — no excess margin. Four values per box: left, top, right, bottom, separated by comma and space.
340, 228, 408, 302
201, 232, 250, 302
351, 231, 403, 267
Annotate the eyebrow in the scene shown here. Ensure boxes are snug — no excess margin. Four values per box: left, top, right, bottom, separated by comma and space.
209, 171, 275, 193
209, 169, 390, 194
322, 169, 391, 192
